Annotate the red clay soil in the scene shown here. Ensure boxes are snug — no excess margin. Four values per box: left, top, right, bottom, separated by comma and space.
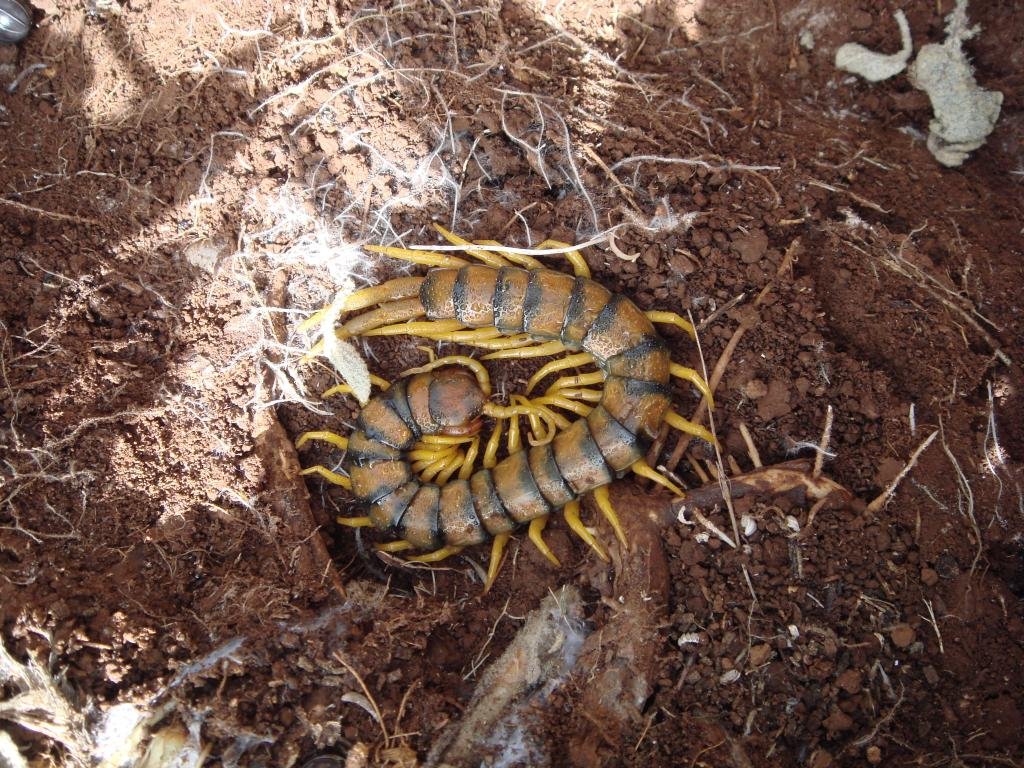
1, 1, 1022, 766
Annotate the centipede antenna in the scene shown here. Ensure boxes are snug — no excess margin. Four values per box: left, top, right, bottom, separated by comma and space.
563, 500, 609, 562
592, 486, 627, 547
527, 516, 561, 566
336, 516, 373, 527
295, 430, 350, 451
406, 545, 464, 564
525, 352, 596, 395
301, 465, 352, 489
483, 532, 512, 593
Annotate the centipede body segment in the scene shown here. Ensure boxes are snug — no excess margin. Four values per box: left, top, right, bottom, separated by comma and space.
297, 227, 715, 591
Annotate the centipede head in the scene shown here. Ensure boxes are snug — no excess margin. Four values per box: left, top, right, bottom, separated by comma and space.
419, 365, 487, 436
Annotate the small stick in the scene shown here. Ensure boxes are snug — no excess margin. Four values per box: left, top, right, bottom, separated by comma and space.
738, 423, 762, 468
865, 431, 938, 514
581, 144, 643, 214
921, 599, 944, 654
681, 505, 736, 548
0, 197, 102, 226
813, 405, 834, 479
334, 653, 390, 745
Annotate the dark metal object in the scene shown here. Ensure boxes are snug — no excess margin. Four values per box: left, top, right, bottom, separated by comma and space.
0, 0, 31, 45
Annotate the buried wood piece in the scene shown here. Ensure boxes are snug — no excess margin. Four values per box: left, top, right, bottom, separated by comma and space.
426, 586, 587, 768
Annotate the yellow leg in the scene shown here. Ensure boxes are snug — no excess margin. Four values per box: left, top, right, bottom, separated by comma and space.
525, 352, 595, 395
435, 451, 466, 485
420, 451, 462, 482
365, 244, 469, 268
630, 459, 686, 497
377, 540, 413, 553
483, 418, 503, 469
406, 545, 464, 564
670, 363, 714, 408
433, 224, 511, 268
459, 437, 480, 480
535, 239, 590, 278
533, 395, 593, 418
473, 239, 543, 271
556, 387, 603, 403
646, 310, 697, 341
424, 331, 536, 350
563, 500, 609, 562
483, 532, 511, 593
362, 319, 466, 337
544, 370, 605, 395
337, 516, 373, 527
665, 410, 718, 447
420, 435, 474, 446
528, 516, 561, 566
298, 277, 425, 333
295, 431, 349, 451
482, 340, 567, 360
592, 485, 627, 547
410, 446, 456, 464
323, 373, 390, 398
421, 327, 503, 344
301, 466, 352, 489
400, 355, 492, 397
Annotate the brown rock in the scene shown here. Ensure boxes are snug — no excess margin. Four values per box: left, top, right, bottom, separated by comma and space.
890, 623, 916, 648
756, 379, 792, 421
823, 709, 854, 733
732, 230, 769, 264
836, 668, 863, 694
920, 567, 939, 586
749, 644, 773, 667
866, 745, 882, 764
743, 378, 768, 399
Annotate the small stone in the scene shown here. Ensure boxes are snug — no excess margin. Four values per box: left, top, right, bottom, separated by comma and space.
823, 709, 854, 733
732, 230, 769, 264
866, 745, 882, 764
890, 624, 916, 648
920, 567, 939, 586
719, 669, 741, 685
809, 747, 833, 768
742, 378, 768, 399
836, 668, 863, 694
749, 644, 773, 667
923, 665, 940, 685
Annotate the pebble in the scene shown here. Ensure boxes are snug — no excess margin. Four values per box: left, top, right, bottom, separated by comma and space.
823, 709, 854, 733
890, 624, 916, 649
920, 567, 939, 586
732, 230, 769, 264
866, 745, 882, 764
836, 668, 863, 694
749, 644, 773, 667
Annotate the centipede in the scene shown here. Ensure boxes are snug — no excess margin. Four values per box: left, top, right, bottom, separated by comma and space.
295, 225, 716, 592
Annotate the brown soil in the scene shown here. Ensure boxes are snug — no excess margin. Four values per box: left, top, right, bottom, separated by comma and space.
2, 1, 1022, 766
